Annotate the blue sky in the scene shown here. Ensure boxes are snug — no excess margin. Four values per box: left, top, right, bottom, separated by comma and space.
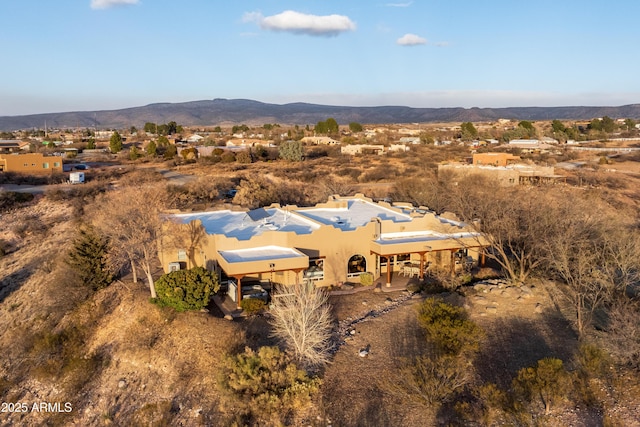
2, 0, 640, 116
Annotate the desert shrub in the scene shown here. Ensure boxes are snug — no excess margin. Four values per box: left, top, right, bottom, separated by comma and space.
154, 266, 217, 312
233, 176, 308, 209
12, 215, 50, 238
0, 190, 34, 211
131, 401, 174, 427
240, 298, 265, 314
334, 167, 361, 180
399, 354, 472, 406
217, 346, 320, 426
575, 342, 610, 378
359, 272, 374, 286
512, 357, 571, 415
0, 239, 10, 257
604, 299, 640, 369
235, 150, 252, 164
360, 165, 394, 182
220, 151, 236, 163
418, 298, 482, 356
279, 140, 304, 161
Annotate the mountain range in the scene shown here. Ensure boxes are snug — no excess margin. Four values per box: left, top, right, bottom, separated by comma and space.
1, 98, 640, 131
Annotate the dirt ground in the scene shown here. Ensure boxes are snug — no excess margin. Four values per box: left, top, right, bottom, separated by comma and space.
316, 282, 640, 426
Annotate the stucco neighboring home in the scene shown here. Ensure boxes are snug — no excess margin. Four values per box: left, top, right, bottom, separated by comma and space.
473, 152, 520, 167
186, 134, 204, 143
0, 153, 63, 174
341, 144, 385, 155
388, 144, 410, 152
438, 161, 563, 187
161, 195, 489, 308
301, 136, 339, 145
226, 138, 264, 148
0, 140, 30, 152
539, 137, 559, 145
398, 137, 421, 145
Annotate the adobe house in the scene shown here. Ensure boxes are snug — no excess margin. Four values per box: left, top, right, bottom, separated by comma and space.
0, 153, 63, 174
472, 152, 520, 166
160, 195, 488, 308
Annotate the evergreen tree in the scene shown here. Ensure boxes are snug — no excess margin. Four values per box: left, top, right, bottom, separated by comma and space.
66, 227, 113, 291
146, 140, 157, 156
279, 140, 304, 161
109, 131, 123, 153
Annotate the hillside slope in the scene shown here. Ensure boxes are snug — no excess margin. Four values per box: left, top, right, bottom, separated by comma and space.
1, 98, 640, 130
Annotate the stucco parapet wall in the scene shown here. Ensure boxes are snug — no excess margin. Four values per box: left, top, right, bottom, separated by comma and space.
217, 245, 309, 276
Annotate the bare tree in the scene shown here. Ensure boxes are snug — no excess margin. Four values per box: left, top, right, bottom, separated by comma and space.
605, 298, 640, 368
450, 179, 550, 283
90, 184, 170, 298
269, 282, 333, 370
542, 195, 621, 337
164, 219, 208, 269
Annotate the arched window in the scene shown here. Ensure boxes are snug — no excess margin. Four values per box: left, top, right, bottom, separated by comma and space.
347, 254, 367, 277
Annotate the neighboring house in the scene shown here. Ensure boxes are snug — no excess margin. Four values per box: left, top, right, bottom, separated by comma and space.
226, 138, 264, 148
301, 136, 339, 145
472, 153, 520, 167
186, 134, 204, 144
398, 137, 421, 145
162, 195, 488, 307
438, 161, 563, 186
0, 153, 63, 174
388, 144, 410, 152
0, 140, 30, 152
341, 144, 385, 155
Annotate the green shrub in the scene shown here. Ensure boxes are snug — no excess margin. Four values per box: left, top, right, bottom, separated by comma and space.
218, 346, 320, 426
154, 267, 217, 312
359, 272, 374, 286
513, 358, 570, 416
240, 298, 265, 314
417, 298, 482, 355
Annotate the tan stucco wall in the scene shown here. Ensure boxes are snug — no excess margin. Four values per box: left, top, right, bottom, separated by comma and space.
0, 153, 63, 174
160, 197, 488, 287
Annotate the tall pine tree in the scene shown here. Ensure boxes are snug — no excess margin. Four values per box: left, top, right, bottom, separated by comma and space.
66, 227, 113, 291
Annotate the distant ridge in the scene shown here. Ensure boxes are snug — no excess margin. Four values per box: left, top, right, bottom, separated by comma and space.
1, 99, 640, 131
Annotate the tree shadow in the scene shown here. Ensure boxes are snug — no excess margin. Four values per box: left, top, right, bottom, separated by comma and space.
0, 259, 38, 304
474, 310, 578, 389
388, 311, 427, 360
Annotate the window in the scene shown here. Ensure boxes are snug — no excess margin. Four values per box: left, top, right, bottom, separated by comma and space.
43, 163, 49, 169
347, 254, 367, 278
304, 258, 324, 281
177, 250, 186, 261
54, 162, 60, 167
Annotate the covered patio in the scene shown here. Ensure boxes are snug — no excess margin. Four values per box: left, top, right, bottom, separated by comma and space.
370, 231, 487, 286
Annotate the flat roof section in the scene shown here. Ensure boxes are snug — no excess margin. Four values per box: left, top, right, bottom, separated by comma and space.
295, 198, 412, 231
171, 208, 320, 240
219, 245, 307, 263
377, 231, 481, 245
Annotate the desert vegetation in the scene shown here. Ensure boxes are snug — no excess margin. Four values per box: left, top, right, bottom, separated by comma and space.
1, 123, 640, 426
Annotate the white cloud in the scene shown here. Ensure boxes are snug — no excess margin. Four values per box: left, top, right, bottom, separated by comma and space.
91, 0, 138, 10
243, 10, 356, 37
396, 33, 427, 46
386, 2, 413, 7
